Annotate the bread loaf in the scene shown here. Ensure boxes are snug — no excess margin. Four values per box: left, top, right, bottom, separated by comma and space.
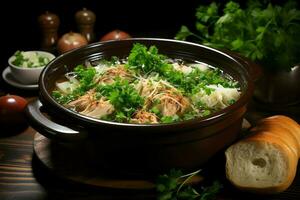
225, 115, 300, 193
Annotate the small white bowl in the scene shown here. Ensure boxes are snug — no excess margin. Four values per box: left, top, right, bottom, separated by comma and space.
8, 51, 55, 85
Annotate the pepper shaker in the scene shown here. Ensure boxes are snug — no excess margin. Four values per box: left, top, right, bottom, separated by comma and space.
38, 11, 60, 53
75, 8, 96, 43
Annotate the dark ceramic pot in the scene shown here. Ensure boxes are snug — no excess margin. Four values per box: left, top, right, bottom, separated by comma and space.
26, 38, 254, 173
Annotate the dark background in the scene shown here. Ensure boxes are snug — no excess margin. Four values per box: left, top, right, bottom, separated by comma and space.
0, 0, 202, 69
0, 0, 292, 70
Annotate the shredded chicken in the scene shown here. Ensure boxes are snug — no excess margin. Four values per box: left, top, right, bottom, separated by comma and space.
67, 89, 96, 111
135, 78, 165, 102
95, 65, 131, 84
67, 89, 114, 118
153, 90, 190, 116
80, 98, 114, 118
135, 78, 183, 110
131, 110, 158, 124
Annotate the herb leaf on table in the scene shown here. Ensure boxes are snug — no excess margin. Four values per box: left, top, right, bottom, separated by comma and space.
156, 169, 222, 200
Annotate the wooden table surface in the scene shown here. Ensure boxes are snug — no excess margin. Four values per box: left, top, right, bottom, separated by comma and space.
1, 82, 300, 200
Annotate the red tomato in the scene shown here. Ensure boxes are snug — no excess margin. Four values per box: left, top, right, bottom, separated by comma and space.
0, 95, 28, 129
100, 30, 131, 41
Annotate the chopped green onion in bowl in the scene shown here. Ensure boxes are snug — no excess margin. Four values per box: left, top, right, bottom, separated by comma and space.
12, 50, 52, 68
8, 50, 55, 84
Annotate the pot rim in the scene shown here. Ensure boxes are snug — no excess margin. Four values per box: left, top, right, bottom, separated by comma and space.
39, 38, 254, 131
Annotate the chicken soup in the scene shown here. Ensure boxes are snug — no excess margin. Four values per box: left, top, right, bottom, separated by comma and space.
52, 43, 240, 124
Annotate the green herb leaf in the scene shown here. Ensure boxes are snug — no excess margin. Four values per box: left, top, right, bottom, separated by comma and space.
156, 169, 222, 200
175, 26, 193, 40
96, 78, 144, 122
199, 181, 223, 200
176, 0, 300, 70
74, 65, 96, 92
127, 43, 169, 74
52, 90, 77, 104
161, 115, 180, 123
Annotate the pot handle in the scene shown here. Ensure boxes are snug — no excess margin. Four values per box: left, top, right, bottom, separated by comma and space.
25, 99, 87, 141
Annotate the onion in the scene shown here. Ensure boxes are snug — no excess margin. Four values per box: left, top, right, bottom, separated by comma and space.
56, 81, 77, 94
100, 30, 131, 41
57, 32, 88, 54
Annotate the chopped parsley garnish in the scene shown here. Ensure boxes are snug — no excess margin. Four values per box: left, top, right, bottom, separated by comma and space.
127, 43, 169, 74
74, 65, 96, 92
96, 78, 144, 122
161, 115, 180, 123
52, 90, 77, 104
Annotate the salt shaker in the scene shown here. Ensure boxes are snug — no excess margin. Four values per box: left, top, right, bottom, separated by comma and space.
75, 8, 96, 43
38, 11, 60, 53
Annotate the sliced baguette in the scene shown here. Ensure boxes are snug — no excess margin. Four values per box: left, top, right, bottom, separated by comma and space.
225, 132, 298, 193
225, 115, 300, 194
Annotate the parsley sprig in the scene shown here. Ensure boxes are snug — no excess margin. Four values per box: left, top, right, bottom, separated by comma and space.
96, 78, 144, 122
156, 169, 222, 200
74, 65, 96, 92
127, 43, 169, 74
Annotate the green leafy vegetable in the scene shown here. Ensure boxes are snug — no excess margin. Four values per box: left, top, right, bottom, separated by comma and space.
161, 115, 180, 123
127, 43, 170, 74
74, 65, 96, 92
156, 169, 222, 200
96, 78, 144, 122
176, 0, 300, 70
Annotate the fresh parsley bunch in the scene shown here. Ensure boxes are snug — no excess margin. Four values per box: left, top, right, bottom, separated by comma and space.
176, 0, 300, 71
156, 169, 222, 200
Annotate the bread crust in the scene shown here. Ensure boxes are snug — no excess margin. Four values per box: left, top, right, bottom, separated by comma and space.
251, 127, 299, 157
257, 116, 300, 155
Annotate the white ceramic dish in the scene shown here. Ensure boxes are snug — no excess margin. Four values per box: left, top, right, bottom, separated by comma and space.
2, 66, 38, 90
8, 51, 55, 84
